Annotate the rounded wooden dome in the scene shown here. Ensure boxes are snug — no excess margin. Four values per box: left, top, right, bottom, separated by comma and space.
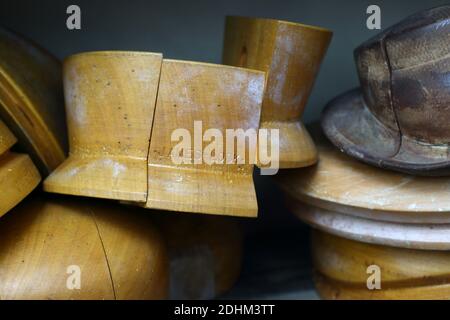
0, 195, 168, 299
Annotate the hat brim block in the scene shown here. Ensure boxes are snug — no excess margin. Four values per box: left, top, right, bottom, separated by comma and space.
0, 27, 67, 174
223, 16, 332, 168
312, 230, 450, 300
44, 51, 162, 202
145, 60, 265, 217
0, 195, 168, 299
322, 89, 450, 176
277, 129, 450, 223
287, 198, 450, 250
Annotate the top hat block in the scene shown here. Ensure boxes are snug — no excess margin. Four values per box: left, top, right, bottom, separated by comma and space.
0, 194, 168, 299
286, 198, 450, 250
44, 51, 163, 202
276, 128, 450, 224
0, 26, 67, 174
223, 16, 332, 168
322, 6, 450, 176
0, 119, 41, 218
312, 230, 450, 300
145, 60, 265, 217
155, 213, 243, 299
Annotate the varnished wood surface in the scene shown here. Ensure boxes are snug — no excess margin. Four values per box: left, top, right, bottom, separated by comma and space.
0, 27, 67, 174
155, 213, 243, 299
287, 197, 450, 250
44, 51, 163, 202
0, 119, 16, 156
0, 152, 41, 218
223, 16, 332, 168
277, 133, 450, 223
312, 230, 450, 300
146, 59, 265, 217
0, 195, 168, 300
0, 121, 40, 218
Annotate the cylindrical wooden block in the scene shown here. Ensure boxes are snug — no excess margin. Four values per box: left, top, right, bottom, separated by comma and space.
223, 17, 332, 168
145, 59, 265, 217
44, 51, 163, 202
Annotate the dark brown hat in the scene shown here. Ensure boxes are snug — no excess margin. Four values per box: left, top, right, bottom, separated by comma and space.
321, 6, 450, 176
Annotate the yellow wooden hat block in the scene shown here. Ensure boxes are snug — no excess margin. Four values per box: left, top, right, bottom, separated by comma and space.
145, 60, 265, 217
277, 133, 450, 224
0, 195, 168, 299
44, 51, 163, 202
223, 17, 332, 168
0, 119, 41, 218
312, 230, 450, 300
0, 27, 67, 174
155, 213, 243, 299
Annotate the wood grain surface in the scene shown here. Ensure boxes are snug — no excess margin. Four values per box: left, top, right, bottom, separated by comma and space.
0, 26, 67, 174
146, 59, 265, 217
277, 133, 450, 223
0, 195, 168, 300
223, 16, 332, 168
0, 119, 40, 218
44, 51, 162, 202
312, 230, 450, 299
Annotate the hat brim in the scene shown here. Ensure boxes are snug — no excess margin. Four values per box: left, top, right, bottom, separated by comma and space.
321, 88, 450, 176
286, 197, 450, 250
43, 156, 148, 202
275, 130, 450, 223
145, 165, 257, 217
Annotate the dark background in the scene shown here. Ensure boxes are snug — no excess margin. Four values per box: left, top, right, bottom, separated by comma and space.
1, 0, 448, 298
1, 0, 448, 121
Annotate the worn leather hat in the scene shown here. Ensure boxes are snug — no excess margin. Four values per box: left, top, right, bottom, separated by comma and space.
321, 6, 450, 176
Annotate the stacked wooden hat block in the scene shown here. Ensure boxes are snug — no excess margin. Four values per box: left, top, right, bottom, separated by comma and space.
277, 130, 450, 300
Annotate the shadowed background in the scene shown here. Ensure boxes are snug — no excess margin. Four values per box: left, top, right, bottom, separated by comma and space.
1, 0, 447, 298
1, 0, 447, 122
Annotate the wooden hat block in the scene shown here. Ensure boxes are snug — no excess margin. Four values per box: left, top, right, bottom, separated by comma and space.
145, 60, 265, 217
0, 194, 168, 299
44, 51, 162, 202
277, 131, 450, 224
312, 230, 450, 300
287, 197, 450, 250
0, 27, 67, 174
155, 213, 243, 299
0, 119, 41, 218
223, 17, 332, 168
